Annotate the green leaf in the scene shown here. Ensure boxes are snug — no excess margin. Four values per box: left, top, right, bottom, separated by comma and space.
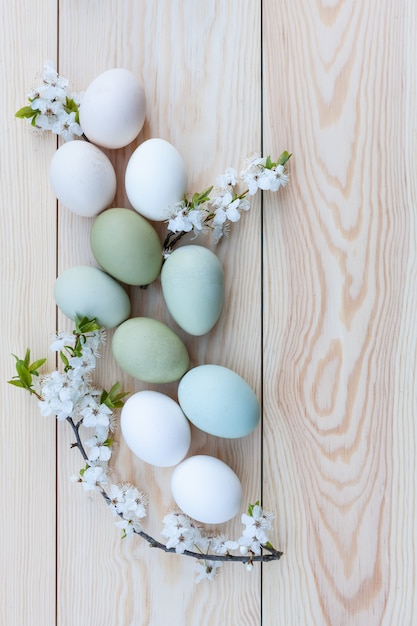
64, 96, 80, 122
277, 151, 292, 166
60, 351, 70, 368
23, 348, 31, 368
263, 541, 275, 551
265, 155, 273, 170
79, 463, 89, 477
101, 381, 129, 409
7, 379, 26, 389
247, 500, 260, 517
15, 105, 37, 119
108, 381, 121, 398
111, 397, 129, 409
15, 361, 32, 388
74, 316, 101, 334
197, 186, 213, 203
29, 358, 47, 375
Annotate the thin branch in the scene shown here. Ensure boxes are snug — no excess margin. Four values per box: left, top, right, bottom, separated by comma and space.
98, 487, 283, 563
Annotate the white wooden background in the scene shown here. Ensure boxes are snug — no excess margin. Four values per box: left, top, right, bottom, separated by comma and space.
1, 1, 416, 624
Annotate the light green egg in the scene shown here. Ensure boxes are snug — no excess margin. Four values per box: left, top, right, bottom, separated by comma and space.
112, 317, 189, 383
177, 364, 260, 438
54, 265, 131, 328
161, 245, 224, 336
90, 208, 163, 286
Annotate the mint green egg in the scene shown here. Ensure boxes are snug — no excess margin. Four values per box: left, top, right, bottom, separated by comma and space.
177, 364, 260, 438
112, 317, 189, 383
54, 265, 130, 328
90, 208, 163, 286
161, 245, 224, 336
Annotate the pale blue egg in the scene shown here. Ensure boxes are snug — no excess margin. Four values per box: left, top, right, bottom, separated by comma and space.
178, 364, 260, 438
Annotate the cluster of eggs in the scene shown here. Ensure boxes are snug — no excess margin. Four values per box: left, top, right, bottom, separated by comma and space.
51, 68, 260, 525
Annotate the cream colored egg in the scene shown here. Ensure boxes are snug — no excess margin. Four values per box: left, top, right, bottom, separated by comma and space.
50, 141, 116, 217
171, 455, 243, 524
125, 138, 187, 221
79, 68, 146, 149
121, 391, 191, 467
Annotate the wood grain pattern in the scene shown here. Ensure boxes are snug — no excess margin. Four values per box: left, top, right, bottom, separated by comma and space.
2, 0, 417, 624
0, 1, 58, 625
262, 0, 417, 624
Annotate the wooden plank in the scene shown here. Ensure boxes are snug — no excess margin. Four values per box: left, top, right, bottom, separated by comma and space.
262, 0, 417, 624
0, 2, 58, 626
56, 1, 263, 624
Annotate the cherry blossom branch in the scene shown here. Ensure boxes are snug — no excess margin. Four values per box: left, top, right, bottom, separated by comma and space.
66, 412, 283, 565
162, 153, 291, 254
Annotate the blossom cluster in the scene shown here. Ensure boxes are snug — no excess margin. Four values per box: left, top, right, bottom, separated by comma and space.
30, 320, 128, 500
108, 483, 148, 538
9, 320, 149, 539
8, 319, 281, 583
15, 61, 83, 141
161, 502, 274, 582
165, 152, 290, 246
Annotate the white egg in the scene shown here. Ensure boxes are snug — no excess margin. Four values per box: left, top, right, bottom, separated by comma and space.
79, 68, 146, 149
171, 455, 243, 524
125, 138, 187, 221
121, 391, 191, 467
50, 141, 116, 217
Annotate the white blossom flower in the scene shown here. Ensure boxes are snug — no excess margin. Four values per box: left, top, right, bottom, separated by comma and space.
122, 485, 147, 519
115, 514, 142, 538
240, 154, 289, 194
85, 432, 112, 463
269, 163, 289, 190
211, 219, 231, 244
208, 535, 239, 555
161, 512, 201, 554
108, 483, 147, 520
238, 535, 262, 555
238, 504, 274, 554
51, 110, 83, 142
40, 60, 69, 100
81, 400, 113, 429
108, 483, 147, 537
240, 156, 266, 195
68, 345, 97, 374
167, 202, 194, 233
187, 208, 205, 234
31, 96, 62, 115
108, 484, 125, 514
49, 331, 75, 352
195, 560, 222, 583
241, 504, 274, 540
212, 192, 249, 227
81, 465, 108, 491
84, 328, 107, 355
35, 113, 58, 132
216, 167, 237, 188
38, 370, 82, 420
